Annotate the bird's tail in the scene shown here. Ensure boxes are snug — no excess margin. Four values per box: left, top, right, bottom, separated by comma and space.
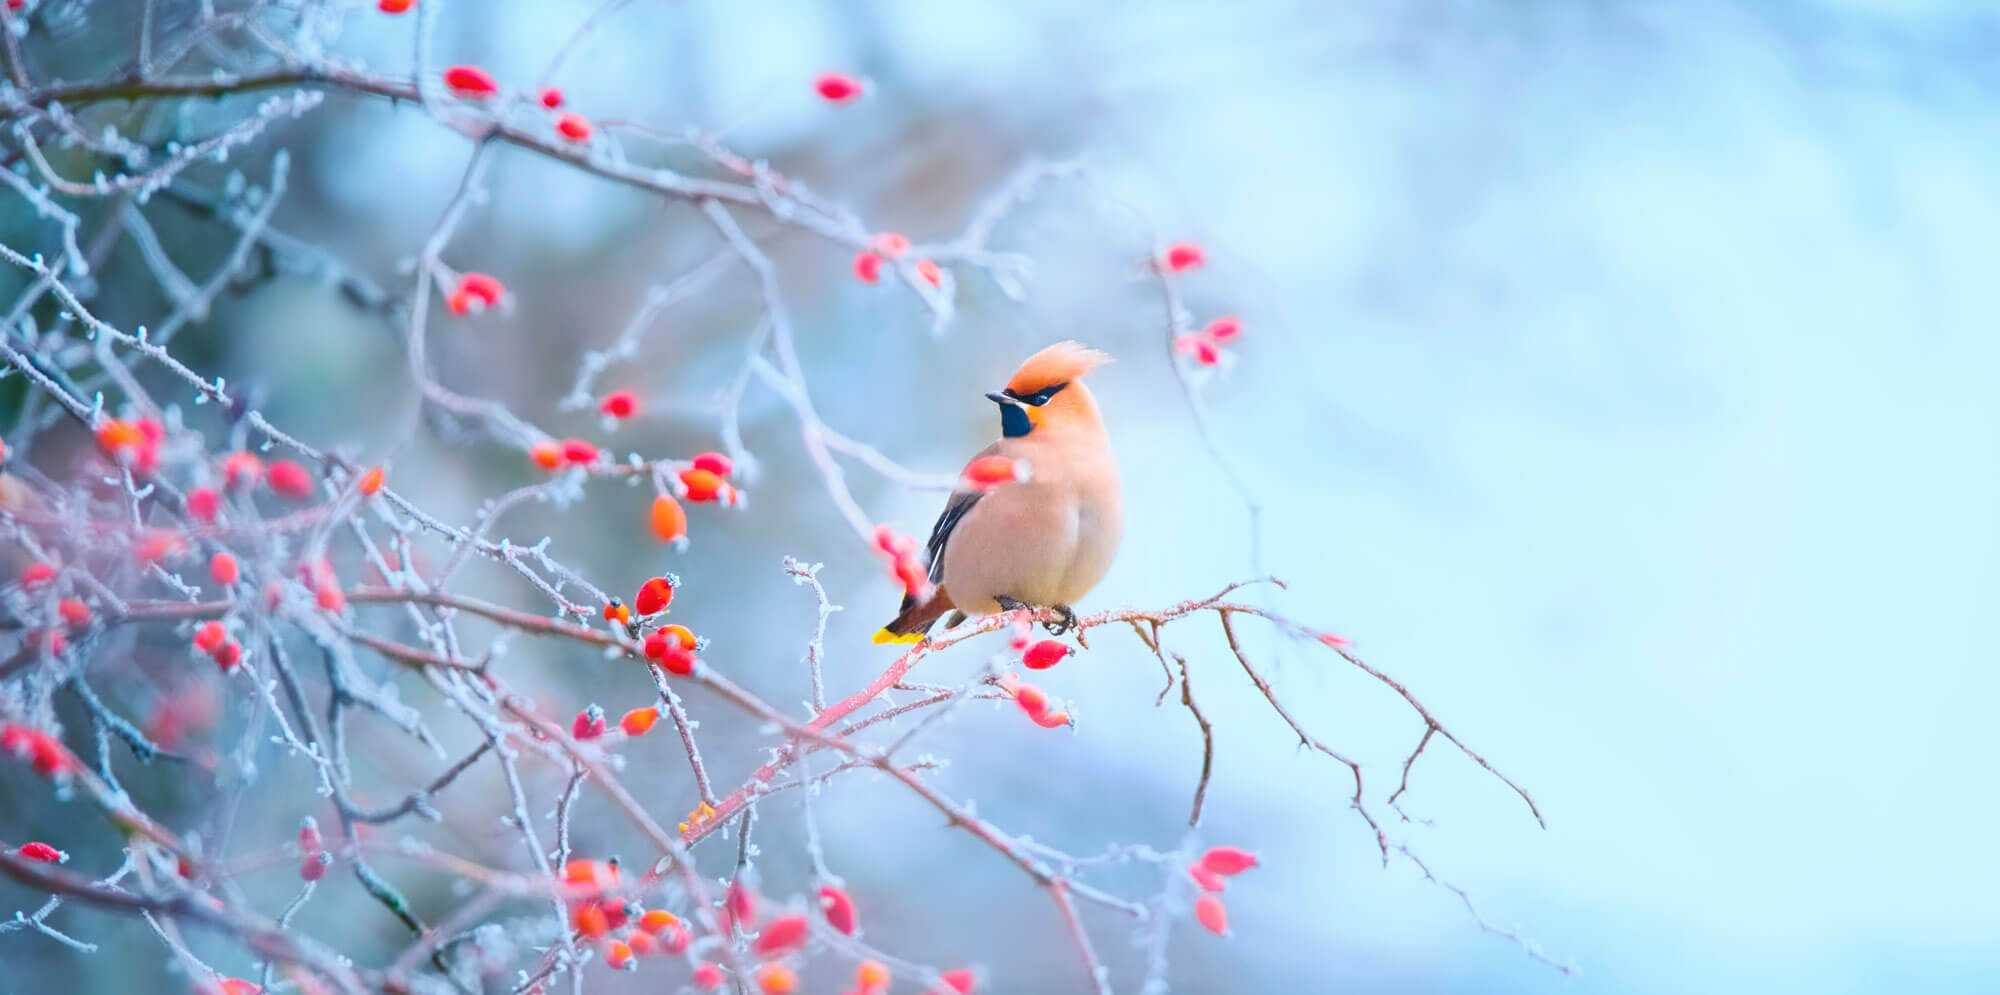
873, 587, 955, 645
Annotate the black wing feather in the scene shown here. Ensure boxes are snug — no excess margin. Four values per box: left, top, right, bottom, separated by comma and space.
898, 489, 981, 611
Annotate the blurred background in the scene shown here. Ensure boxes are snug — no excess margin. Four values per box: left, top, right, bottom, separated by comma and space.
4, 0, 1999, 992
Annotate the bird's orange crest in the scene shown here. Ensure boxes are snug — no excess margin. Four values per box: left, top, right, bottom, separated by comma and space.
1006, 341, 1113, 395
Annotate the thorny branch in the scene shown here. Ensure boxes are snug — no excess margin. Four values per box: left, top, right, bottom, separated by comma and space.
0, 2, 1557, 992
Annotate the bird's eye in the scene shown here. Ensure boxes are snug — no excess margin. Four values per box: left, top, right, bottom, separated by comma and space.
1026, 383, 1067, 406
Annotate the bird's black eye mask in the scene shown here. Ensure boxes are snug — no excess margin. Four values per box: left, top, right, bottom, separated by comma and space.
1004, 382, 1067, 407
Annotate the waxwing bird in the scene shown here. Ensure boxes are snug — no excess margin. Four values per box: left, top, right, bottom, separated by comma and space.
875, 341, 1123, 644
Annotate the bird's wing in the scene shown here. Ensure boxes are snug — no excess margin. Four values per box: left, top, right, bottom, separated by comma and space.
924, 489, 981, 586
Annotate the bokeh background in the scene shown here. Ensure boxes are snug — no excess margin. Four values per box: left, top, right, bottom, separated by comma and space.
4, 0, 1998, 992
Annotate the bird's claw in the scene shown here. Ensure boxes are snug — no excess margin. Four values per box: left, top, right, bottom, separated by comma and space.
1043, 604, 1078, 636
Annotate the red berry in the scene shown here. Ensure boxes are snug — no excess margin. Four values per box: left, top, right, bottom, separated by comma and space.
852, 251, 883, 285
939, 968, 977, 993
818, 884, 857, 935
379, 0, 414, 12
914, 259, 942, 288
869, 232, 911, 257
57, 598, 88, 628
752, 913, 808, 955
558, 438, 598, 465
660, 922, 691, 955
1193, 893, 1228, 935
1202, 315, 1242, 344
1199, 846, 1259, 876
600, 390, 637, 420
1162, 241, 1204, 272
443, 65, 499, 98
136, 529, 184, 565
186, 487, 221, 524
572, 705, 606, 741
300, 852, 328, 882
814, 73, 865, 103
223, 451, 263, 489
19, 562, 55, 588
691, 451, 733, 476
266, 460, 313, 499
18, 842, 64, 862
1022, 639, 1071, 670
539, 86, 563, 108
659, 645, 696, 677
212, 640, 243, 671
555, 113, 592, 143
692, 963, 724, 990
1186, 862, 1225, 892
727, 878, 757, 926
193, 621, 228, 654
315, 585, 344, 613
210, 552, 239, 586
455, 272, 505, 310
1175, 333, 1222, 366
962, 455, 1028, 489
634, 575, 675, 615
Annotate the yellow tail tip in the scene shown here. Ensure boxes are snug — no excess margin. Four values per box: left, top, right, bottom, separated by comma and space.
873, 628, 923, 645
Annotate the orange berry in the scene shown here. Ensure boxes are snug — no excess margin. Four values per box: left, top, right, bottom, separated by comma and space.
193, 621, 228, 654
604, 939, 633, 970
357, 465, 385, 496
530, 442, 564, 471
856, 960, 890, 988
137, 529, 184, 565
679, 468, 726, 503
755, 963, 797, 994
649, 495, 687, 543
315, 585, 345, 613
572, 903, 609, 937
620, 707, 658, 736
56, 598, 88, 627
443, 65, 498, 98
638, 909, 678, 934
625, 929, 655, 955
603, 602, 630, 625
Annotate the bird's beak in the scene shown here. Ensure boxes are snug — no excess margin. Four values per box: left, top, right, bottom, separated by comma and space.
986, 390, 1019, 407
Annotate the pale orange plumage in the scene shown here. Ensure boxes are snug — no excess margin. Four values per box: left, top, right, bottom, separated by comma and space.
876, 342, 1122, 644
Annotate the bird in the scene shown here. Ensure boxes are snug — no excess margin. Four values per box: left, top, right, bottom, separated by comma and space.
874, 341, 1122, 644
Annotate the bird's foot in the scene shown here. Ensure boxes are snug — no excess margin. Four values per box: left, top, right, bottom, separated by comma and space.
995, 596, 1034, 625
1043, 604, 1078, 636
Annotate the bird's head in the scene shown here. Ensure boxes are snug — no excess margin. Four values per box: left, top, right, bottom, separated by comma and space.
986, 341, 1112, 439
